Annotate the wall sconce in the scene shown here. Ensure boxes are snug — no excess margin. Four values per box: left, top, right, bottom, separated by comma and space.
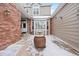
60, 16, 63, 19
4, 9, 11, 16
60, 14, 64, 20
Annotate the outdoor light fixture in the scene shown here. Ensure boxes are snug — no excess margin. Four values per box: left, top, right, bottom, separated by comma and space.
4, 9, 11, 16
59, 14, 64, 20
60, 16, 63, 19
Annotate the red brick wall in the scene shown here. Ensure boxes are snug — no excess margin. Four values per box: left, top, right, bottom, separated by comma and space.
50, 18, 55, 34
27, 19, 32, 34
0, 3, 21, 50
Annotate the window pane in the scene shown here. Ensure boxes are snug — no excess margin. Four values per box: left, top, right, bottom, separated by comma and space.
23, 23, 26, 28
32, 7, 39, 15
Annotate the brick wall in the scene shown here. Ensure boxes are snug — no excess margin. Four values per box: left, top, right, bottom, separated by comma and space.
27, 19, 32, 34
50, 18, 55, 34
0, 3, 21, 50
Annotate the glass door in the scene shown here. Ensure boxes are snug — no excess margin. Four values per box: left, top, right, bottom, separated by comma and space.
34, 20, 47, 36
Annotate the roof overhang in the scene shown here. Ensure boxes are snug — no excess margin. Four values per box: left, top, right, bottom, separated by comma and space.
51, 3, 66, 19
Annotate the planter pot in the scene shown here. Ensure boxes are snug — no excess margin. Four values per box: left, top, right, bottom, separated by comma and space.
34, 36, 46, 48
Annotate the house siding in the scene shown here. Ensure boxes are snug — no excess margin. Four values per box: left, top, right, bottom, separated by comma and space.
52, 3, 79, 51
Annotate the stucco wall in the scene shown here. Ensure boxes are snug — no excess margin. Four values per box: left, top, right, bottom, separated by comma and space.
26, 6, 51, 16
0, 3, 21, 50
40, 6, 51, 16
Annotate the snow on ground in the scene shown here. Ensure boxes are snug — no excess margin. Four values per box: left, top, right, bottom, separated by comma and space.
42, 35, 76, 56
0, 34, 76, 56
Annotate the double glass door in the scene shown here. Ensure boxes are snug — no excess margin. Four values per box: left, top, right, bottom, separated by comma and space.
34, 20, 47, 36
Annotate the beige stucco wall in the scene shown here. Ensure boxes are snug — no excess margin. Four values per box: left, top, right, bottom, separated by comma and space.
40, 6, 51, 16
53, 3, 79, 51
28, 7, 32, 16
27, 6, 51, 16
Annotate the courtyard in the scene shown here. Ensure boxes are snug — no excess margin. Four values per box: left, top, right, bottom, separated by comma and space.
0, 33, 77, 56
0, 3, 79, 56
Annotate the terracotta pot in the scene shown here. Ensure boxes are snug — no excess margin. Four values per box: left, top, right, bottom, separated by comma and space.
34, 36, 46, 48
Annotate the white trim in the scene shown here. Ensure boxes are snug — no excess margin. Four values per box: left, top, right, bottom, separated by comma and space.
33, 16, 51, 18
21, 21, 27, 32
34, 18, 46, 20
45, 20, 47, 35
34, 20, 35, 35
32, 4, 40, 16
34, 19, 47, 36
48, 20, 50, 35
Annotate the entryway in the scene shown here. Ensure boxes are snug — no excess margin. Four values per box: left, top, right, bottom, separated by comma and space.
34, 19, 47, 36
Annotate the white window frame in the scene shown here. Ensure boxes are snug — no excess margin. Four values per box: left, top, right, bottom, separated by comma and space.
32, 4, 40, 16
34, 19, 47, 36
22, 21, 27, 32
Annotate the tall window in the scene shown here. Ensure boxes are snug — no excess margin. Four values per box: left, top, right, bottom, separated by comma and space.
32, 4, 40, 15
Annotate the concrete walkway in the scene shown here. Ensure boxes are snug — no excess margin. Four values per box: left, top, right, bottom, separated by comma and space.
0, 34, 76, 56
42, 35, 75, 56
